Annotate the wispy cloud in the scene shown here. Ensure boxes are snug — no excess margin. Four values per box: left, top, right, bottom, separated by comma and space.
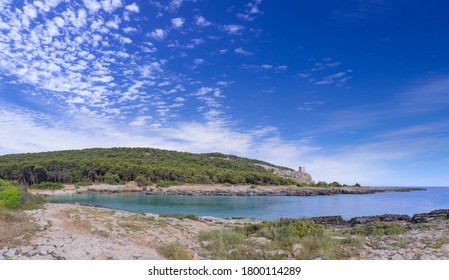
236, 0, 263, 21
0, 103, 317, 172
298, 58, 352, 87
240, 64, 288, 72
222, 24, 245, 34
167, 0, 184, 12
313, 70, 352, 86
234, 47, 253, 55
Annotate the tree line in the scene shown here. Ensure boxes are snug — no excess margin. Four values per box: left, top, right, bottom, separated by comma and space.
0, 148, 299, 186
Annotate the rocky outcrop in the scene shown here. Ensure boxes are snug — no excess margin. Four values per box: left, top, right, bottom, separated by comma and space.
349, 214, 412, 225
309, 210, 449, 227
255, 164, 313, 184
145, 185, 425, 197
411, 209, 449, 223
310, 216, 347, 226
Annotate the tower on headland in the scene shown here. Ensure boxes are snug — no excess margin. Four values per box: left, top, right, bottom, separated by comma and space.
298, 166, 306, 174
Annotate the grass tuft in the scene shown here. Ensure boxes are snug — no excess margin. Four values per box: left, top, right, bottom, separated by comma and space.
158, 241, 194, 260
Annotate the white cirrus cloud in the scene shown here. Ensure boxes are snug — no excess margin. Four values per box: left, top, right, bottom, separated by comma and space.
234, 47, 253, 55
167, 0, 183, 12
237, 0, 263, 21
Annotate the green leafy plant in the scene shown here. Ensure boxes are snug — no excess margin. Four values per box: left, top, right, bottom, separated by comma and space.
74, 181, 92, 188
156, 180, 181, 188
0, 186, 23, 209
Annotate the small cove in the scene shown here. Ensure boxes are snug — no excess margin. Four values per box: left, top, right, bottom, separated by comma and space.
48, 187, 449, 220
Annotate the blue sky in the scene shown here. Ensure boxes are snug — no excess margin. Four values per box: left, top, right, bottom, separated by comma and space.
1, 0, 449, 186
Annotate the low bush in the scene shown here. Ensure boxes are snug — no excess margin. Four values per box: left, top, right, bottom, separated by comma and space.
351, 222, 406, 236
74, 181, 92, 188
198, 229, 248, 259
199, 218, 360, 260
30, 182, 64, 190
239, 218, 324, 240
135, 175, 150, 187
0, 186, 23, 209
156, 180, 181, 188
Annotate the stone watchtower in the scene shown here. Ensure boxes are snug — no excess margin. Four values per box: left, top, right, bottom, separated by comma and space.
298, 166, 306, 174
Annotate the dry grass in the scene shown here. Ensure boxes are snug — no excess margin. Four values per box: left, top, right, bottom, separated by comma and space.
0, 209, 39, 249
197, 219, 363, 260
158, 241, 194, 260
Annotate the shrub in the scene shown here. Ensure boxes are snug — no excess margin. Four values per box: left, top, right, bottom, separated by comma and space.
240, 218, 324, 239
351, 222, 406, 236
199, 229, 248, 259
198, 218, 358, 260
135, 175, 149, 187
30, 182, 64, 190
156, 180, 181, 188
74, 181, 92, 188
0, 186, 23, 209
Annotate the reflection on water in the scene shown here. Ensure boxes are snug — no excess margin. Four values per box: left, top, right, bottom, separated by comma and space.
49, 187, 449, 220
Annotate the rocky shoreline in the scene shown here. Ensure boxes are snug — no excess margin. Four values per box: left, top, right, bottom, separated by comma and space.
1, 202, 448, 260
310, 209, 449, 226
30, 182, 425, 197
143, 185, 425, 196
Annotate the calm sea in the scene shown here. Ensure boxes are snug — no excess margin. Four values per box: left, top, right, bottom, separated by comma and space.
49, 187, 449, 220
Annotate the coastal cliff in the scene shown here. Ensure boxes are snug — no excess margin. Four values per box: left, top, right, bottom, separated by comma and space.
255, 163, 313, 184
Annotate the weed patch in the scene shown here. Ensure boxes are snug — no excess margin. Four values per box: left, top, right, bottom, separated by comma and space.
158, 241, 194, 260
351, 222, 406, 236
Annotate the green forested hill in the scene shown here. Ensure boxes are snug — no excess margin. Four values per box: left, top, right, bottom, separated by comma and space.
0, 148, 298, 186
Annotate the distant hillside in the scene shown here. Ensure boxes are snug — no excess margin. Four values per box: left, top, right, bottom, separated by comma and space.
0, 147, 311, 186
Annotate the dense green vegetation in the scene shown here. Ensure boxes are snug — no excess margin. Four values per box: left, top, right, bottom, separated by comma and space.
0, 179, 43, 210
0, 147, 299, 187
308, 181, 362, 188
0, 180, 22, 209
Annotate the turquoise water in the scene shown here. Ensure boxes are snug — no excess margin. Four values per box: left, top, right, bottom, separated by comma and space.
49, 187, 449, 220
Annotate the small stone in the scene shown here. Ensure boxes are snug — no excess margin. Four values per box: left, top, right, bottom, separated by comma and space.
37, 248, 48, 256
4, 250, 16, 258
292, 243, 303, 253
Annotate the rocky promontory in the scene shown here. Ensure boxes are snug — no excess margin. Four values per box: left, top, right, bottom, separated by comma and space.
143, 185, 425, 196
29, 183, 425, 197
